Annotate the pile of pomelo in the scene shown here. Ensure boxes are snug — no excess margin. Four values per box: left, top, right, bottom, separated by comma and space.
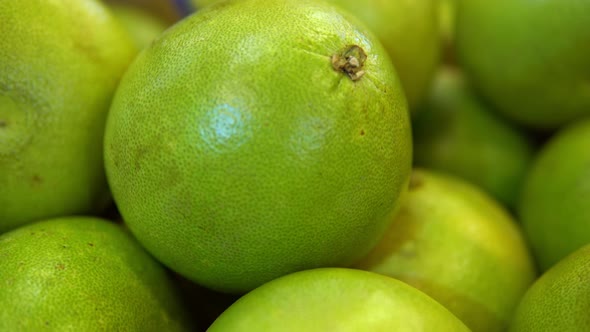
1, 0, 589, 331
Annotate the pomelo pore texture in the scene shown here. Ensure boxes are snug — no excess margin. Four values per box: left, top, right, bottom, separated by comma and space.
509, 244, 590, 332
104, 0, 412, 293
0, 0, 136, 232
0, 217, 191, 331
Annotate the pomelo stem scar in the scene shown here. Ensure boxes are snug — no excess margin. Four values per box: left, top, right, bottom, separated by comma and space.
331, 45, 367, 81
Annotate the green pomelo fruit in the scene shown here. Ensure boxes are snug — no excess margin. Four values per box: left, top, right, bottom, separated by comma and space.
509, 244, 590, 332
323, 0, 440, 109
208, 268, 471, 331
105, 0, 412, 293
354, 169, 536, 332
189, 0, 440, 109
0, 0, 136, 233
413, 67, 534, 208
456, 0, 590, 129
0, 217, 191, 331
108, 3, 168, 50
518, 118, 590, 271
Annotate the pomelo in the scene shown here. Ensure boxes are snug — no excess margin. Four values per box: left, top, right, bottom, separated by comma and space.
518, 118, 590, 271
413, 67, 534, 208
322, 0, 440, 109
208, 268, 471, 331
509, 244, 590, 331
0, 0, 135, 233
105, 0, 412, 293
187, 0, 440, 109
0, 217, 191, 331
354, 169, 536, 332
455, 0, 590, 129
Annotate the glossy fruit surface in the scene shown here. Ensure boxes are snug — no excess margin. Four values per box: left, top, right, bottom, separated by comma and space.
105, 0, 412, 293
209, 268, 471, 332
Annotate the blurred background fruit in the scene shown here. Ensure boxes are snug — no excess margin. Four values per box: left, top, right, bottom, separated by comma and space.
209, 268, 471, 331
413, 67, 534, 208
0, 217, 192, 331
438, 0, 456, 64
107, 2, 168, 50
0, 0, 136, 233
456, 0, 590, 129
519, 118, 590, 271
105, 0, 182, 24
509, 244, 590, 332
354, 169, 536, 331
104, 0, 412, 294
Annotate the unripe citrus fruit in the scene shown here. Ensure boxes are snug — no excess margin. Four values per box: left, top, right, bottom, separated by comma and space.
456, 0, 590, 129
509, 244, 590, 332
0, 217, 191, 331
0, 0, 135, 232
355, 169, 536, 332
518, 118, 590, 271
187, 0, 440, 109
105, 0, 412, 293
209, 268, 471, 331
323, 0, 440, 109
413, 68, 534, 208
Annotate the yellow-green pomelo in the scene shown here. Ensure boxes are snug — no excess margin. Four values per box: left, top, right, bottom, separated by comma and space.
105, 0, 412, 293
354, 169, 536, 332
413, 67, 534, 208
456, 0, 590, 129
323, 0, 440, 109
189, 0, 440, 109
209, 268, 471, 331
108, 3, 168, 50
0, 0, 136, 233
518, 118, 590, 271
509, 244, 590, 331
0, 217, 191, 331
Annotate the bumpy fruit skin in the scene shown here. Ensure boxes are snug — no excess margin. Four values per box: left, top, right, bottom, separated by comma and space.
456, 0, 590, 129
323, 0, 440, 109
105, 0, 412, 293
355, 169, 536, 332
209, 268, 471, 331
518, 119, 590, 271
190, 0, 440, 109
509, 244, 590, 332
413, 68, 534, 208
0, 217, 191, 331
0, 0, 136, 232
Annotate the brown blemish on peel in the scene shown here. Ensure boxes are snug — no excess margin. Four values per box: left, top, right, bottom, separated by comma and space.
32, 174, 42, 185
332, 45, 367, 81
0, 120, 6, 128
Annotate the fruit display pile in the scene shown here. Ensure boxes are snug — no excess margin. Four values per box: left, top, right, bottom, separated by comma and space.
1, 0, 589, 331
